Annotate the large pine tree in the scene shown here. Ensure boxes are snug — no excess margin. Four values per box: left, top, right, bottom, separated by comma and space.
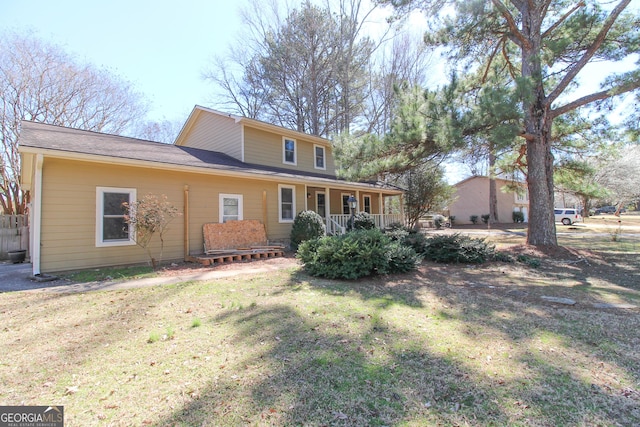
387, 0, 640, 246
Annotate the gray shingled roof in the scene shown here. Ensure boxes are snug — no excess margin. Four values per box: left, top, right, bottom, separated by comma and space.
19, 121, 400, 191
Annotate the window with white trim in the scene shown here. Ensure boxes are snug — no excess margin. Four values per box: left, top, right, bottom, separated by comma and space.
363, 195, 371, 214
314, 144, 326, 170
279, 184, 296, 222
96, 187, 136, 247
283, 138, 297, 165
342, 193, 351, 215
219, 194, 243, 223
316, 192, 326, 218
515, 188, 529, 203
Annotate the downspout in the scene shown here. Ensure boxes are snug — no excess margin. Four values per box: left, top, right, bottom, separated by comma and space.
31, 154, 43, 276
183, 185, 189, 261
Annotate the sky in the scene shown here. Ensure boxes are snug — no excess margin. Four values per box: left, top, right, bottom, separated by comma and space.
1, 0, 636, 185
1, 0, 248, 122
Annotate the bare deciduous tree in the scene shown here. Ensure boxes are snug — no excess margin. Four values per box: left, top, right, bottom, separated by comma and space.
205, 0, 428, 137
0, 31, 148, 214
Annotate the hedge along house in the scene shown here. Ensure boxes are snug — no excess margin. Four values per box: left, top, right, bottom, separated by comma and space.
19, 106, 404, 274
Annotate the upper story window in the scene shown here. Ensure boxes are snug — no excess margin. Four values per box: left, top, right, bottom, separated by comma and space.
283, 138, 297, 165
515, 188, 529, 203
314, 144, 326, 170
96, 187, 136, 247
219, 194, 243, 223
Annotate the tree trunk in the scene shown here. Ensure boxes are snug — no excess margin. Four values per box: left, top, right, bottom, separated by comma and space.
488, 146, 498, 223
521, 3, 557, 246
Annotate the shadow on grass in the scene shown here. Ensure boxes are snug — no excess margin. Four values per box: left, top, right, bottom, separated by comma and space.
156, 304, 513, 426
156, 284, 640, 426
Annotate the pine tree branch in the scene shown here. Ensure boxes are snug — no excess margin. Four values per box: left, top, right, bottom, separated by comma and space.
545, 0, 632, 106
541, 1, 585, 39
550, 79, 640, 119
492, 0, 530, 49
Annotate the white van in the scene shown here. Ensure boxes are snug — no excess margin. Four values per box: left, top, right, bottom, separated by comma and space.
554, 208, 582, 225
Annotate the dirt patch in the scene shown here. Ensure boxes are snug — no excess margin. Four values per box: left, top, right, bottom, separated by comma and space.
159, 252, 300, 277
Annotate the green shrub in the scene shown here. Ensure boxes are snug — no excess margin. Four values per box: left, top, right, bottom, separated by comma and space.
493, 251, 515, 263
422, 233, 495, 264
512, 211, 525, 223
449, 216, 456, 226
290, 210, 325, 250
385, 225, 427, 254
386, 242, 421, 273
481, 214, 490, 224
297, 229, 420, 279
433, 214, 445, 229
348, 211, 376, 231
517, 254, 540, 268
470, 215, 479, 224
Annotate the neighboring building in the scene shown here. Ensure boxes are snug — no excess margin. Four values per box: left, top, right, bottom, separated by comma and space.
19, 106, 403, 273
448, 176, 528, 224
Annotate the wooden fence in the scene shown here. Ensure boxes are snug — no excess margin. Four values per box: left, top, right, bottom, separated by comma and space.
0, 215, 29, 260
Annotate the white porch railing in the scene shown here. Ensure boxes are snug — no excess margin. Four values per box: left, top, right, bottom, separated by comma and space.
327, 214, 404, 235
327, 216, 346, 235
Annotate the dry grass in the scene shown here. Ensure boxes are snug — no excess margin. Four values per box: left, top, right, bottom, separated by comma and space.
1, 229, 639, 426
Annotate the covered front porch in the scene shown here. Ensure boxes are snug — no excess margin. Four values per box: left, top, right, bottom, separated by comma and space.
304, 185, 404, 235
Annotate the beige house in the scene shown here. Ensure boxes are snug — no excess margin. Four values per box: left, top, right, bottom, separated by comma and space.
19, 106, 403, 273
448, 176, 528, 225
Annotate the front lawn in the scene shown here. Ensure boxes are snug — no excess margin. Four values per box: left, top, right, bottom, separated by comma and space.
0, 235, 639, 426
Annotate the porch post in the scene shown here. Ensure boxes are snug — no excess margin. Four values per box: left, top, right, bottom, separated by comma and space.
400, 193, 405, 226
304, 185, 308, 211
325, 186, 331, 230
378, 191, 384, 228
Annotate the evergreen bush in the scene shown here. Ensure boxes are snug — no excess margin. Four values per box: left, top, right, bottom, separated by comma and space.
512, 211, 525, 223
470, 215, 479, 224
348, 211, 376, 231
385, 224, 427, 254
290, 210, 325, 250
481, 214, 490, 224
297, 229, 421, 279
422, 233, 495, 264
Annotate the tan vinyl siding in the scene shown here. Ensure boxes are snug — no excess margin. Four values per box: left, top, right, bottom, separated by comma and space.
179, 112, 242, 160
38, 158, 306, 272
243, 127, 335, 175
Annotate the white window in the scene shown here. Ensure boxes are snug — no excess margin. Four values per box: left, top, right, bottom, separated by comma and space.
316, 192, 326, 218
515, 188, 529, 203
341, 193, 352, 215
363, 195, 371, 214
219, 194, 243, 223
279, 184, 296, 222
314, 144, 326, 170
96, 187, 136, 247
283, 138, 297, 165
